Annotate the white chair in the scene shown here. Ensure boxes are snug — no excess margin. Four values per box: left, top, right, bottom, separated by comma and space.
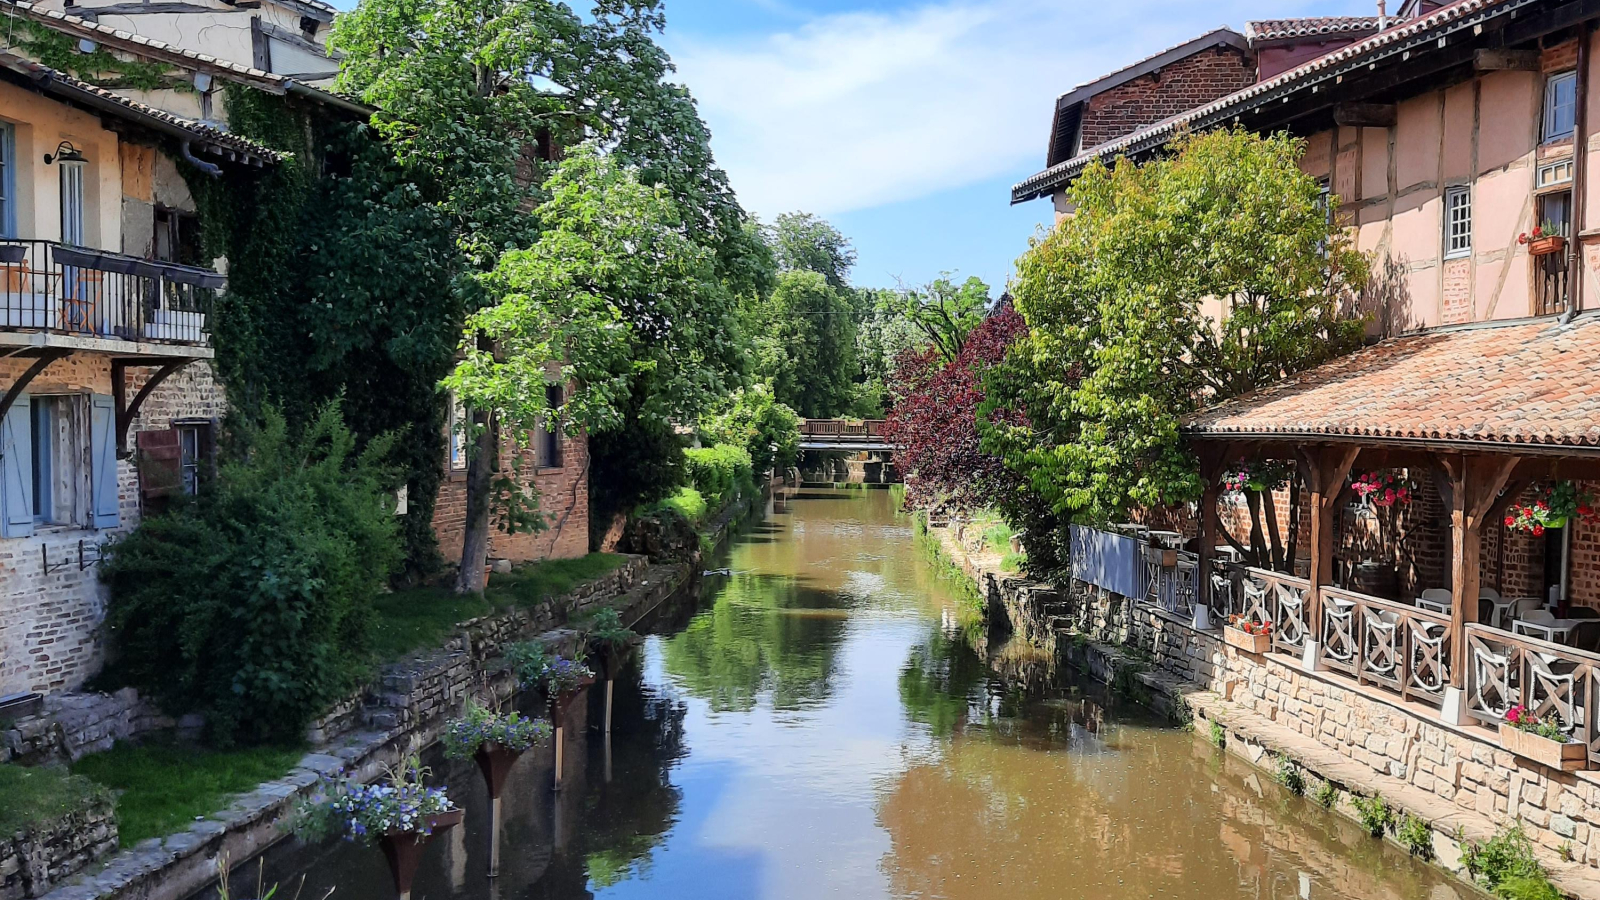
1523, 609, 1557, 627
1418, 589, 1453, 615
1479, 587, 1502, 602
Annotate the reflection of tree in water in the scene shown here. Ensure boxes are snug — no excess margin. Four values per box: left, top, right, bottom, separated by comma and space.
526, 662, 689, 898
659, 573, 848, 712
898, 626, 990, 737
877, 683, 1458, 900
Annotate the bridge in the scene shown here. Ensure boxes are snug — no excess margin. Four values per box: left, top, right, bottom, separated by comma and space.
798, 419, 896, 452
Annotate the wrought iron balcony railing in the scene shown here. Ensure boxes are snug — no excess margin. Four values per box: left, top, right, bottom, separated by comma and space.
0, 239, 218, 348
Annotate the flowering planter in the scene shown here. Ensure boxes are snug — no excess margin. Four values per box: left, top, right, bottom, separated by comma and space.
1224, 626, 1272, 655
379, 808, 464, 899
474, 741, 524, 799
550, 675, 597, 726
1527, 235, 1567, 257
1499, 724, 1587, 771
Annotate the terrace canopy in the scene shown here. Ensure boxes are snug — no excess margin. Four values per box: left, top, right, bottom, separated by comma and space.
1185, 313, 1600, 706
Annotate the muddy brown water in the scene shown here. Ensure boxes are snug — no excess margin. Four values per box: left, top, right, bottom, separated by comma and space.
218, 487, 1469, 900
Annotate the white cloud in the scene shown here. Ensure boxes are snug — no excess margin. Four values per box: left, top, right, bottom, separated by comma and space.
667, 0, 1362, 220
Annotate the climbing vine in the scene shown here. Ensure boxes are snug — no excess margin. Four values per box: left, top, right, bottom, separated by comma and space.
187, 84, 461, 578
8, 20, 190, 92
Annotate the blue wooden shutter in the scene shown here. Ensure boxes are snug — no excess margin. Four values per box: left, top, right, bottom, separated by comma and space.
0, 395, 31, 537
91, 394, 119, 529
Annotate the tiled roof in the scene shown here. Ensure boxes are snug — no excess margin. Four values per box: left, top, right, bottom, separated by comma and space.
1184, 316, 1600, 452
1246, 16, 1383, 43
1013, 0, 1522, 203
0, 51, 281, 162
0, 0, 369, 113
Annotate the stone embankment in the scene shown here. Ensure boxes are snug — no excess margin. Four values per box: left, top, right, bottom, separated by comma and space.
930, 523, 1600, 900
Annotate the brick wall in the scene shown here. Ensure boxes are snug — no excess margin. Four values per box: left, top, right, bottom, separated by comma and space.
0, 353, 225, 697
1078, 46, 1256, 151
431, 427, 591, 567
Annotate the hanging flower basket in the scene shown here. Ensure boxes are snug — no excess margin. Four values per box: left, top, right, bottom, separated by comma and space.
1350, 470, 1415, 509
443, 700, 551, 798
1505, 482, 1600, 536
1219, 459, 1293, 496
0, 245, 25, 265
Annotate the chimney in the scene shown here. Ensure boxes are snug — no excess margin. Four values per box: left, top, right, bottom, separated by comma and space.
1377, 0, 1388, 30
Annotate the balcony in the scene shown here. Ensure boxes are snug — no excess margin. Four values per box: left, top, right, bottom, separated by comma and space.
0, 239, 217, 357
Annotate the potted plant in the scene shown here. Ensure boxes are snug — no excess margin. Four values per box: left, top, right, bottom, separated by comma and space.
1519, 222, 1568, 257
0, 244, 24, 265
1499, 705, 1587, 771
1505, 481, 1600, 536
443, 699, 551, 798
293, 757, 461, 899
506, 642, 596, 720
584, 608, 640, 681
1225, 615, 1273, 654
1350, 470, 1415, 509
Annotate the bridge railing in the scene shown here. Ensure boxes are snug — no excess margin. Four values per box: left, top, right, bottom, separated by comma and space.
801, 419, 887, 438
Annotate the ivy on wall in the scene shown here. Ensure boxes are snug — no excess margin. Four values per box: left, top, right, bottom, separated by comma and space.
9, 20, 191, 92
188, 85, 462, 578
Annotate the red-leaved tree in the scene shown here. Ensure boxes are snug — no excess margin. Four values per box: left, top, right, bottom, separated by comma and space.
885, 305, 1028, 515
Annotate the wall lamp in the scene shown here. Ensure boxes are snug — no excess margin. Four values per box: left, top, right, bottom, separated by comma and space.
44, 141, 85, 165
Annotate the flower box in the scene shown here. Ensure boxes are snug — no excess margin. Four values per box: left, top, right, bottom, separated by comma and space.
1526, 235, 1567, 257
1224, 625, 1272, 654
1499, 723, 1587, 771
379, 808, 463, 897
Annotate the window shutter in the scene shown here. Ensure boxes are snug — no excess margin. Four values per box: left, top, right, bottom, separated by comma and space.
90, 394, 120, 529
136, 428, 182, 504
0, 395, 31, 537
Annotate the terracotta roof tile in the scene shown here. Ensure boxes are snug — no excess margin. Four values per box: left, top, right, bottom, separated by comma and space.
1184, 316, 1600, 452
1246, 17, 1383, 42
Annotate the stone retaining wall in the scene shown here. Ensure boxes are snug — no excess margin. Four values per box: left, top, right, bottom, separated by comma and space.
936, 525, 1600, 898
2, 790, 116, 900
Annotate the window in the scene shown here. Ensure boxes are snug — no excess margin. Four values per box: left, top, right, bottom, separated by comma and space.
1544, 71, 1578, 143
1534, 190, 1573, 317
30, 397, 80, 526
176, 423, 207, 495
0, 394, 116, 536
536, 384, 563, 468
153, 208, 202, 266
0, 122, 13, 239
59, 161, 85, 247
1444, 186, 1472, 258
447, 394, 469, 470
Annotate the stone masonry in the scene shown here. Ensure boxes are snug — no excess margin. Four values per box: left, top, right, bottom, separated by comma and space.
2, 787, 116, 900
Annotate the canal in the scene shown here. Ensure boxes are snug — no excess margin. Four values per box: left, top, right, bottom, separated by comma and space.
242, 486, 1468, 900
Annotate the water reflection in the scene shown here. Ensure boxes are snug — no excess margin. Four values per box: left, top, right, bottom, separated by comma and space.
222, 488, 1461, 900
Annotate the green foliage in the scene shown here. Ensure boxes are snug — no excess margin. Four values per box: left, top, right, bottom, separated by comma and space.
699, 386, 802, 475
1312, 779, 1339, 809
589, 406, 689, 546
487, 553, 629, 607
684, 445, 755, 505
1463, 826, 1556, 898
1273, 756, 1305, 796
101, 403, 402, 746
194, 85, 458, 579
746, 270, 860, 418
652, 487, 709, 526
0, 764, 109, 838
584, 608, 637, 652
767, 212, 856, 291
852, 288, 931, 416
1207, 720, 1226, 748
368, 587, 501, 662
71, 740, 303, 845
11, 20, 185, 92
1351, 793, 1395, 838
987, 128, 1368, 523
895, 275, 992, 363
1397, 814, 1435, 860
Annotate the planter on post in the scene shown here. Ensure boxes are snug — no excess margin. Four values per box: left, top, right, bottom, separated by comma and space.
551, 675, 595, 791
381, 809, 463, 900
443, 700, 551, 877
476, 742, 521, 877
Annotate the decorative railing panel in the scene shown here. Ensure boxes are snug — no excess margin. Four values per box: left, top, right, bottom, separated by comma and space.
1233, 567, 1311, 656
0, 240, 216, 346
1465, 625, 1600, 765
1322, 586, 1451, 706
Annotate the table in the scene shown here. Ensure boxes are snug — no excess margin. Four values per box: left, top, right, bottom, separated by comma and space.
1416, 595, 1451, 615
1513, 619, 1584, 644
1485, 597, 1523, 630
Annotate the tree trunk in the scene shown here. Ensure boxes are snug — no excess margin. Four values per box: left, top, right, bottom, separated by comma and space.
1285, 474, 1303, 574
1246, 491, 1269, 568
456, 406, 498, 594
1262, 487, 1285, 572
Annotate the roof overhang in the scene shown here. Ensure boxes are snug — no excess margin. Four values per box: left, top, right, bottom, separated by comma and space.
1014, 0, 1587, 204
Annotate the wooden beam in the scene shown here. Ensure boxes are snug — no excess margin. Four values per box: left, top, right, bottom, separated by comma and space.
1473, 48, 1541, 72
1446, 454, 1523, 688
1333, 103, 1397, 128
113, 360, 191, 459
1302, 444, 1360, 642
0, 350, 67, 421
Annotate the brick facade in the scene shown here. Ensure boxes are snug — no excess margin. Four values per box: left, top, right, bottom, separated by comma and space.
0, 354, 225, 697
1078, 46, 1257, 151
431, 427, 590, 568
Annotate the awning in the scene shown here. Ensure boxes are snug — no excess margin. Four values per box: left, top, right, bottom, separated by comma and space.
1183, 315, 1600, 455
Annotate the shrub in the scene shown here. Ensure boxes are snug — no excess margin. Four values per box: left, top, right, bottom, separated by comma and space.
584, 608, 637, 654
1274, 756, 1305, 795
653, 487, 709, 525
101, 403, 402, 746
1351, 794, 1394, 838
683, 444, 754, 504
1397, 814, 1434, 860
1463, 826, 1557, 898
699, 386, 801, 475
1312, 779, 1339, 809
588, 408, 687, 548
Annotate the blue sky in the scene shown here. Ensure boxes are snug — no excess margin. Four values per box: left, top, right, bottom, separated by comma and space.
661, 0, 1379, 292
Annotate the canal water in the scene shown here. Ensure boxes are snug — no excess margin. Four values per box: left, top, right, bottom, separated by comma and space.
239, 487, 1468, 900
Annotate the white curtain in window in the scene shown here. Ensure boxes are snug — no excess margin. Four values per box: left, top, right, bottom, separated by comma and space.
60, 161, 85, 246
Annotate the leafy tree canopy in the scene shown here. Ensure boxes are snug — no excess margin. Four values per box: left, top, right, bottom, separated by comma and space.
984, 128, 1368, 524
744, 269, 859, 419
896, 275, 992, 363
766, 212, 856, 291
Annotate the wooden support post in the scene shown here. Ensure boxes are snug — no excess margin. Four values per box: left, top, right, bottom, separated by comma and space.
553, 724, 564, 791
604, 678, 614, 735
1443, 454, 1520, 691
1301, 445, 1360, 657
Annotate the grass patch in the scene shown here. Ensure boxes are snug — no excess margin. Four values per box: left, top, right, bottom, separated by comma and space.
72, 740, 304, 845
369, 553, 628, 662
0, 764, 110, 836
650, 487, 708, 525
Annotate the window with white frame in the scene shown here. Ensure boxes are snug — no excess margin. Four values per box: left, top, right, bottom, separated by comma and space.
447, 393, 468, 471
1544, 71, 1578, 143
59, 160, 85, 247
1444, 186, 1472, 258
0, 123, 13, 238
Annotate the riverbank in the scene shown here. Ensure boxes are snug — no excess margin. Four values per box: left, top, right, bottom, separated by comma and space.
926, 521, 1600, 900
17, 488, 769, 900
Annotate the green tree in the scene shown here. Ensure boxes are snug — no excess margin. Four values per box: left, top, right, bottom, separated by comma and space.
745, 270, 859, 418
852, 288, 930, 417
767, 212, 856, 290
898, 275, 992, 363
699, 385, 802, 475
985, 128, 1368, 524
